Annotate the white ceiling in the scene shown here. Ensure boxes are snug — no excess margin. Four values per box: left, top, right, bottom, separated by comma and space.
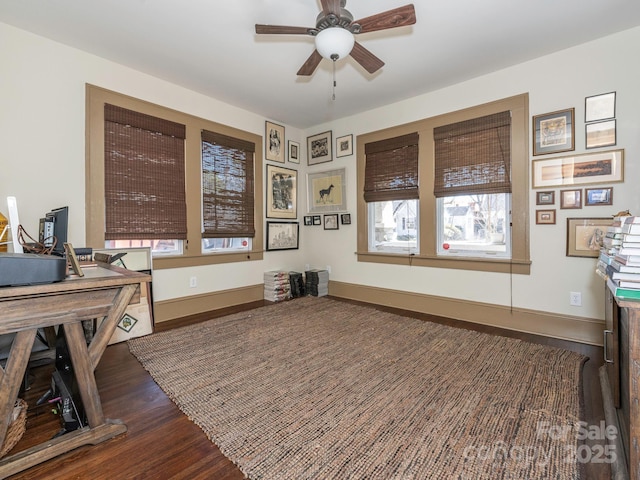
2, 0, 640, 129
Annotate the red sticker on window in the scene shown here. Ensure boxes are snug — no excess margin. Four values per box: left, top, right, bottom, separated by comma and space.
443, 243, 450, 250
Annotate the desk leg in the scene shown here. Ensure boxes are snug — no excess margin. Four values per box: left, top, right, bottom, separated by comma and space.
63, 322, 105, 427
0, 329, 37, 449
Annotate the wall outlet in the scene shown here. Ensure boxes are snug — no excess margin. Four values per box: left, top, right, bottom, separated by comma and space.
189, 276, 197, 288
569, 291, 582, 306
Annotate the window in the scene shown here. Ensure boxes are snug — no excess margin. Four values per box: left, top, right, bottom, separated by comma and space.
103, 104, 187, 256
86, 84, 264, 269
201, 130, 255, 254
356, 94, 530, 274
363, 133, 419, 254
433, 111, 511, 258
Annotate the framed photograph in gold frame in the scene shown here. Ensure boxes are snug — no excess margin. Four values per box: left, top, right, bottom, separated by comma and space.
532, 149, 624, 189
532, 108, 574, 156
566, 217, 612, 257
536, 209, 556, 225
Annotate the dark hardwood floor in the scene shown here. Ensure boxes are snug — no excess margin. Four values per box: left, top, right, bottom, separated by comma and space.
6, 298, 611, 479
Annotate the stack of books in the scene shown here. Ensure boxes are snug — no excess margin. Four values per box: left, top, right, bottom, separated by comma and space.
264, 271, 291, 302
598, 216, 640, 300
288, 271, 305, 298
305, 269, 329, 297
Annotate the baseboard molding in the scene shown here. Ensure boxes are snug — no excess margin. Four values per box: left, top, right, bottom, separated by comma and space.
154, 284, 263, 323
329, 281, 604, 346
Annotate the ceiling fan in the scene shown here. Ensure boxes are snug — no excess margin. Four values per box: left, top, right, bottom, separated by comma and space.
255, 1, 416, 76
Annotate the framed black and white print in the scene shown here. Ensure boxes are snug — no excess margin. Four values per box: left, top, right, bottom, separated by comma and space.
288, 140, 300, 164
532, 108, 574, 156
586, 120, 616, 149
585, 92, 615, 122
340, 213, 351, 225
266, 164, 297, 219
312, 215, 321, 226
307, 131, 333, 165
336, 134, 353, 158
323, 214, 339, 230
304, 215, 313, 226
266, 221, 299, 251
265, 121, 285, 163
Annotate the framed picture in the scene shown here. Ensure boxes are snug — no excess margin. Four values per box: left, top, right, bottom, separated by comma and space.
265, 121, 285, 163
336, 134, 353, 158
307, 168, 347, 213
536, 209, 556, 225
307, 131, 333, 165
312, 215, 321, 226
303, 215, 313, 226
531, 149, 624, 189
586, 120, 616, 149
341, 213, 351, 225
585, 187, 613, 206
585, 92, 616, 122
532, 108, 574, 156
324, 214, 339, 230
288, 140, 300, 164
266, 221, 299, 251
266, 164, 297, 219
560, 189, 582, 209
536, 191, 555, 205
566, 217, 612, 257
63, 242, 84, 276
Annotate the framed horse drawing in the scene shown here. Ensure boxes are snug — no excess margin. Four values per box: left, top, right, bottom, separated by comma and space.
307, 168, 346, 214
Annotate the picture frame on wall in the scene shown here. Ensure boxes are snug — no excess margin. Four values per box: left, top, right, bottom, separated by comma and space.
307, 168, 346, 213
307, 131, 333, 165
531, 149, 624, 188
266, 221, 299, 251
323, 214, 339, 230
312, 215, 322, 226
585, 91, 616, 122
536, 209, 556, 225
586, 120, 616, 149
532, 108, 575, 156
336, 134, 353, 158
266, 164, 297, 219
265, 121, 285, 163
560, 189, 582, 209
536, 191, 555, 205
341, 213, 351, 225
566, 217, 612, 257
288, 140, 300, 164
303, 215, 313, 226
585, 187, 613, 206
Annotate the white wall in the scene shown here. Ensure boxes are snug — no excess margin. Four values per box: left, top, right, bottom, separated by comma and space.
1, 20, 639, 322
302, 27, 640, 319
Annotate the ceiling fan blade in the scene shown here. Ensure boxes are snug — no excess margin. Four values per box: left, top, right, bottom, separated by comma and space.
320, 0, 341, 17
354, 4, 416, 34
297, 50, 323, 76
255, 24, 312, 35
350, 42, 385, 74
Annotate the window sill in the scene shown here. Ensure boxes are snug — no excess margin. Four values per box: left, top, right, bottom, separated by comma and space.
356, 251, 531, 274
153, 250, 263, 270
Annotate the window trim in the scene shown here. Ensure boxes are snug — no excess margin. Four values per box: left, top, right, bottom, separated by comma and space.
356, 93, 530, 274
86, 84, 264, 269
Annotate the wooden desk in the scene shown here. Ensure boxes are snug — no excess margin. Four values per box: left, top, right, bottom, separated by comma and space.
0, 265, 150, 477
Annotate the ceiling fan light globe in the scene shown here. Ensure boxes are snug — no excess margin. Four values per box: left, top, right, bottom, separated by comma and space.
315, 27, 354, 61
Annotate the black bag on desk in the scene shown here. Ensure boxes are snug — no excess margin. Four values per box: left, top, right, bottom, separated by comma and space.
0, 253, 66, 286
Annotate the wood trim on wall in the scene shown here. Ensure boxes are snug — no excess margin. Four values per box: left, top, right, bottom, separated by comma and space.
328, 281, 604, 346
154, 284, 263, 323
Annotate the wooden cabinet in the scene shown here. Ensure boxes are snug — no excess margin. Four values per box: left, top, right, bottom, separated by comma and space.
604, 284, 640, 479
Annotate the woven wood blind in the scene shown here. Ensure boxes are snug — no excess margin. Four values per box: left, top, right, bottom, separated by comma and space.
363, 133, 419, 202
201, 130, 255, 238
433, 111, 511, 198
104, 104, 187, 240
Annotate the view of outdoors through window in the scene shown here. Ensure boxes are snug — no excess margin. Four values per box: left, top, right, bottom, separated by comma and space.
202, 237, 251, 253
105, 239, 183, 256
368, 200, 418, 254
438, 193, 510, 257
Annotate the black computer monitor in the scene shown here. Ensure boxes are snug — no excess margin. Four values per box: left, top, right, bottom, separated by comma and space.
44, 206, 68, 256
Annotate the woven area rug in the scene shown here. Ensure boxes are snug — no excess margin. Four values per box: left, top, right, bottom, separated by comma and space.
128, 297, 586, 479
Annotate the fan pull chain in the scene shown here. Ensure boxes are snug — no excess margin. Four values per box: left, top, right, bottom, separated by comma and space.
332, 59, 337, 101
